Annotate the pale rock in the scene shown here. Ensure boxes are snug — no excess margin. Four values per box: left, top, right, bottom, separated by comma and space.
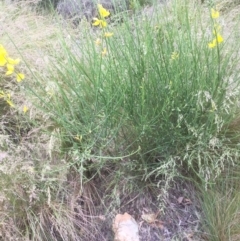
112, 212, 140, 241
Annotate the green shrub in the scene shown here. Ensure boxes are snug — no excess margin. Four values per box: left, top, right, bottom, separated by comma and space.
29, 1, 240, 184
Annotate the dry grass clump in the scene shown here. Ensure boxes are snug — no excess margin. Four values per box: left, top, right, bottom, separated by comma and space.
217, 0, 240, 13
0, 124, 102, 240
0, 1, 77, 76
217, 0, 240, 40
200, 161, 240, 241
0, 3, 84, 240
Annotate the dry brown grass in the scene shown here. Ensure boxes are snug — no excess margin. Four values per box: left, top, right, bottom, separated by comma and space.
218, 0, 240, 42
1, 4, 76, 240
200, 165, 240, 241
1, 1, 57, 68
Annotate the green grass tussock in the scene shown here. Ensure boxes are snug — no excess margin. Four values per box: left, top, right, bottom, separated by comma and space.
32, 0, 240, 183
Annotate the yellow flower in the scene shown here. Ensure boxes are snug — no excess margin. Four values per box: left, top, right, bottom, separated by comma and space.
74, 135, 82, 142
171, 51, 179, 60
92, 18, 100, 26
6, 99, 14, 107
7, 57, 20, 65
104, 32, 114, 37
16, 73, 25, 82
0, 45, 7, 54
0, 55, 7, 66
5, 94, 14, 107
211, 8, 219, 19
5, 64, 15, 75
98, 4, 110, 18
216, 33, 223, 43
92, 18, 107, 28
23, 105, 29, 113
101, 48, 107, 56
95, 38, 101, 45
0, 91, 14, 107
0, 45, 8, 66
0, 90, 5, 98
208, 39, 217, 48
0, 54, 7, 66
208, 34, 223, 48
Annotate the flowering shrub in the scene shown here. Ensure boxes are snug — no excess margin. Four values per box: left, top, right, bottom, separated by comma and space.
208, 8, 224, 48
0, 45, 25, 82
92, 4, 114, 57
0, 90, 14, 107
24, 1, 239, 196
92, 4, 110, 28
0, 44, 25, 108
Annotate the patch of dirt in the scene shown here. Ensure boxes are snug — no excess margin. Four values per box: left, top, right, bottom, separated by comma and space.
74, 179, 203, 241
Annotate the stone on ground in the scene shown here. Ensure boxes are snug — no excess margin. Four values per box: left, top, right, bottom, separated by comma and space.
112, 212, 140, 241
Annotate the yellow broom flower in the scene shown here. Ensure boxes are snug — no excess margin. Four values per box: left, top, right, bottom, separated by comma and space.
0, 45, 8, 66
211, 8, 219, 19
0, 90, 5, 98
104, 32, 114, 37
208, 39, 217, 48
216, 33, 223, 43
5, 64, 15, 75
23, 105, 29, 113
98, 4, 110, 18
7, 57, 20, 65
92, 18, 107, 28
16, 73, 25, 82
5, 94, 14, 107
